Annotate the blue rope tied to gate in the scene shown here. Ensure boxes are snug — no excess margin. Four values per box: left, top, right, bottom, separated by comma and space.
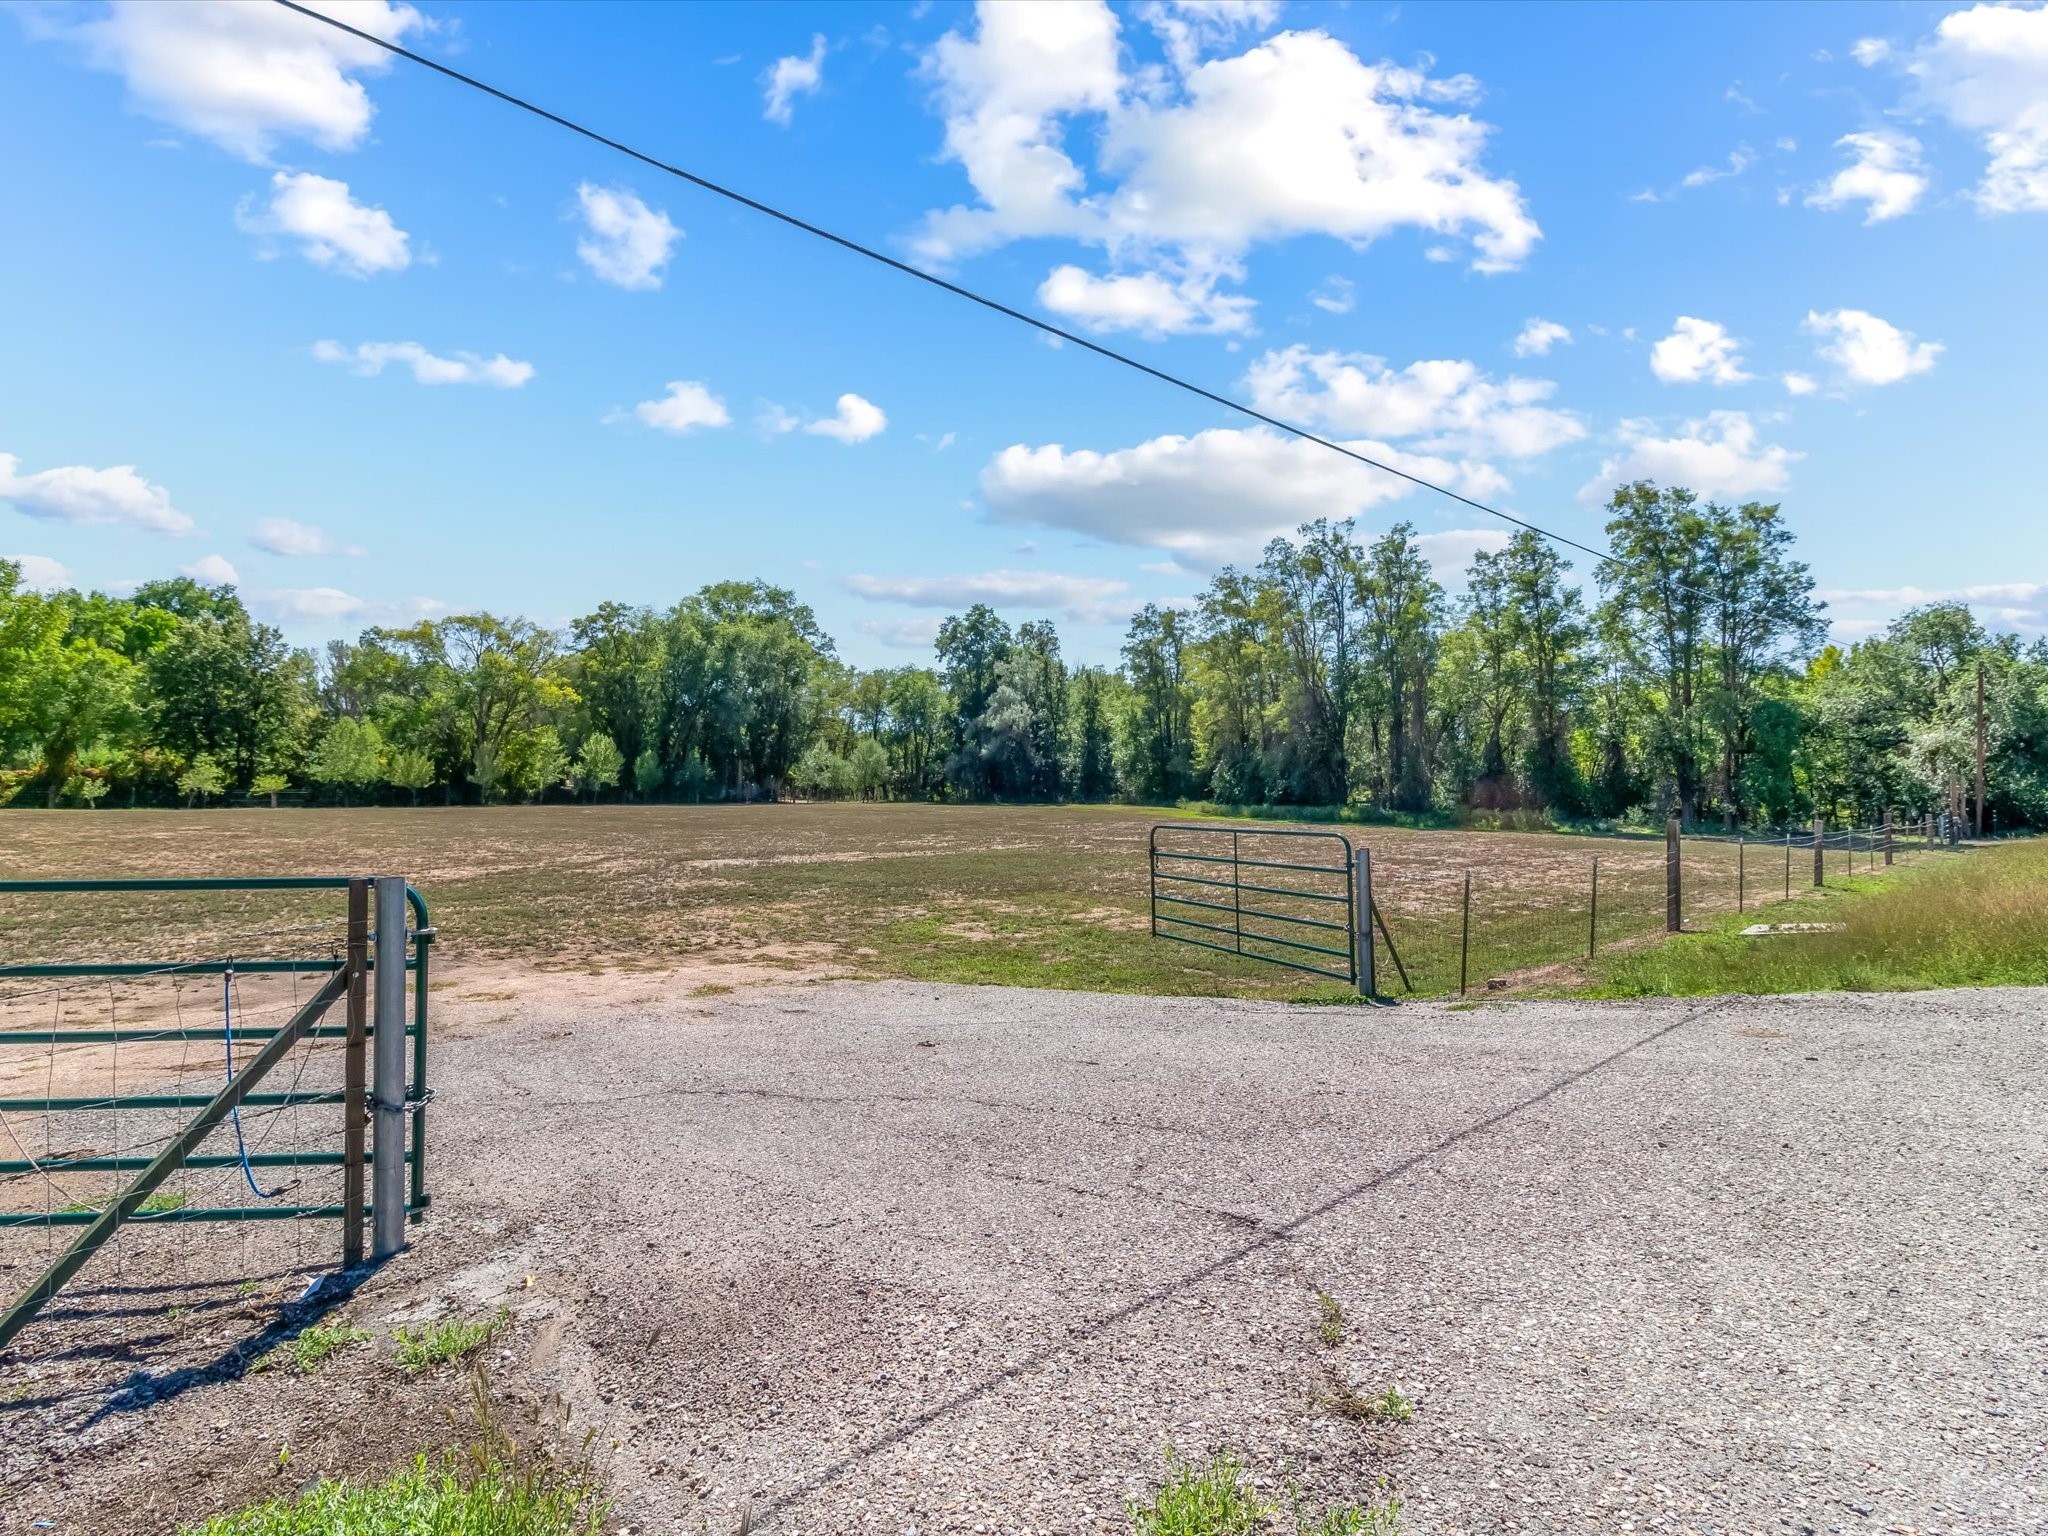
223, 968, 282, 1199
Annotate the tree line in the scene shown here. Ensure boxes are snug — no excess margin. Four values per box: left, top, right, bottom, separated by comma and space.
3, 481, 2044, 829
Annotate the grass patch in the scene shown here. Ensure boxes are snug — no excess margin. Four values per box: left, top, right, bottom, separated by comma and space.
394, 1311, 506, 1373
57, 1189, 187, 1217
186, 1370, 604, 1536
1314, 1291, 1345, 1348
1129, 1450, 1272, 1535
256, 1321, 371, 1375
1299, 1495, 1402, 1536
1580, 838, 2048, 997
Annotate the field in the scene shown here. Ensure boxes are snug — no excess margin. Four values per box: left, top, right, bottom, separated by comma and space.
0, 802, 1704, 1001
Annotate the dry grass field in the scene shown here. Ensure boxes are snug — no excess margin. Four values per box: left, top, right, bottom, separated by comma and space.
0, 803, 1697, 1000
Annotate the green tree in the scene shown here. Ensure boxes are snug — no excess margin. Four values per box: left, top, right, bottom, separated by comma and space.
847, 736, 890, 800
251, 771, 289, 808
1120, 604, 1195, 802
574, 732, 625, 801
308, 716, 385, 806
176, 753, 226, 808
633, 747, 665, 800
383, 749, 435, 806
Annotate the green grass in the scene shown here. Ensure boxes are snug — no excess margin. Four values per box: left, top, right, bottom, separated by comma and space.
57, 1189, 187, 1216
1129, 1451, 1273, 1535
181, 1451, 603, 1536
1580, 837, 2048, 996
255, 1321, 371, 1375
394, 1312, 506, 1373
1299, 1491, 1403, 1536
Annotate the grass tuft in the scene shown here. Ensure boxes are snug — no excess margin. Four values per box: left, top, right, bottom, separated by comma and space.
1314, 1291, 1345, 1348
255, 1321, 371, 1375
395, 1311, 507, 1373
1300, 1490, 1403, 1536
1129, 1449, 1272, 1535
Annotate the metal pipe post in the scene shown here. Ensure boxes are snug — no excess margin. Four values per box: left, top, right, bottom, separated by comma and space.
1353, 847, 1375, 999
342, 878, 368, 1268
1665, 817, 1681, 933
1458, 870, 1471, 997
372, 876, 408, 1261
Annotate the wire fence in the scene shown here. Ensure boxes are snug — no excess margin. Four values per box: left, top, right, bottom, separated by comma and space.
1367, 811, 1963, 998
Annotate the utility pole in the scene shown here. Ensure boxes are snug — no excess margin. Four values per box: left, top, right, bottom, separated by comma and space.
1974, 657, 1987, 838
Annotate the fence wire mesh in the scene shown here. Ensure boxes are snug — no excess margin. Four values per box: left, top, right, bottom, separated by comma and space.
0, 883, 422, 1351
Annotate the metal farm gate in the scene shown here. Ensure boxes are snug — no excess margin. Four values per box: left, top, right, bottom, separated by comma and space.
0, 876, 433, 1351
1148, 823, 1407, 995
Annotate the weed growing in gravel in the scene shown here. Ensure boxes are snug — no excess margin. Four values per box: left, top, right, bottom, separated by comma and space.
1319, 1379, 1414, 1425
256, 1321, 372, 1375
395, 1310, 506, 1373
1314, 1291, 1346, 1347
58, 1190, 187, 1216
1129, 1450, 1272, 1535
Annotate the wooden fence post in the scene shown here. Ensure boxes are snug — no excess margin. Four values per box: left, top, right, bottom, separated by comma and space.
1813, 816, 1825, 888
1588, 857, 1598, 960
1458, 870, 1471, 997
1665, 817, 1681, 933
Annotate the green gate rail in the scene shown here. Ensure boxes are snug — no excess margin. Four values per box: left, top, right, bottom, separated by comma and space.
1149, 824, 1361, 987
0, 876, 433, 1351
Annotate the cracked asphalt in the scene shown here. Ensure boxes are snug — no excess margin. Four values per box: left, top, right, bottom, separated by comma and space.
421, 980, 2048, 1534
10, 979, 2043, 1534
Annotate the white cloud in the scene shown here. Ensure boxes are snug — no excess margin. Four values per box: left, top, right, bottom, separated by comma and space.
1512, 317, 1571, 357
1782, 371, 1819, 396
1680, 146, 1756, 188
574, 184, 680, 290
845, 568, 1134, 623
914, 5, 1539, 326
256, 585, 369, 621
0, 452, 193, 535
1819, 579, 2048, 638
182, 553, 240, 586
1648, 316, 1753, 385
857, 616, 945, 650
1242, 346, 1586, 459
249, 517, 365, 557
1902, 2, 2048, 213
5, 554, 72, 591
1140, 0, 1284, 74
1579, 411, 1800, 504
806, 393, 888, 444
1805, 131, 1928, 222
1038, 264, 1255, 335
57, 0, 428, 161
237, 171, 410, 276
981, 425, 1507, 565
1309, 275, 1355, 314
630, 381, 732, 434
1803, 308, 1942, 387
312, 340, 535, 387
1851, 37, 1894, 67
762, 34, 826, 125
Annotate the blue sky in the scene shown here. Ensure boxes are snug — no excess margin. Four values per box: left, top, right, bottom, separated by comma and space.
3, 0, 2044, 665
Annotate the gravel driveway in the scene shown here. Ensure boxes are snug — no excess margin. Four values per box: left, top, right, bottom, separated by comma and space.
8, 980, 2045, 1534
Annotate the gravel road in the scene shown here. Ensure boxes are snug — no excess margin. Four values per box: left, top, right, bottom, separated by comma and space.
7, 979, 2046, 1534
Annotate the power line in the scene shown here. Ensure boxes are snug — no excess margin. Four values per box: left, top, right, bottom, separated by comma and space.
273, 0, 1617, 569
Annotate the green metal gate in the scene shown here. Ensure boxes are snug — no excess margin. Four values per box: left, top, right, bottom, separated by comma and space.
0, 876, 433, 1351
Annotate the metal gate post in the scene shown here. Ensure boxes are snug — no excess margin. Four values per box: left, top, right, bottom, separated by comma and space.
1353, 847, 1375, 999
342, 878, 369, 1268
372, 876, 408, 1261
